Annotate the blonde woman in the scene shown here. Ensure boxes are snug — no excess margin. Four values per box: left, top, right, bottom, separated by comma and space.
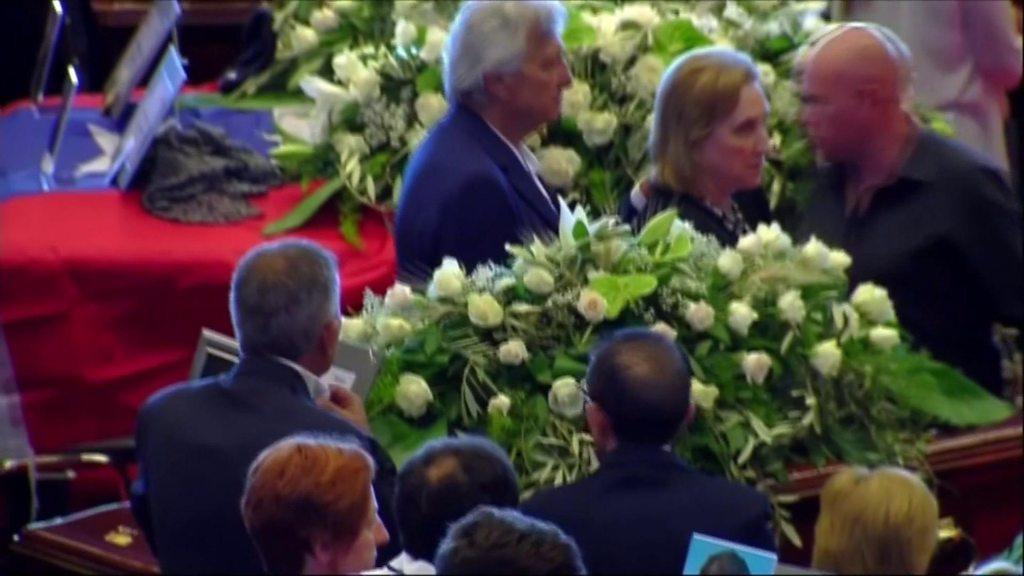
626, 46, 772, 245
813, 466, 940, 574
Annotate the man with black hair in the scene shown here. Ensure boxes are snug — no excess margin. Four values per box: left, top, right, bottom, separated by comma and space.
433, 506, 585, 575
521, 328, 775, 574
371, 436, 520, 574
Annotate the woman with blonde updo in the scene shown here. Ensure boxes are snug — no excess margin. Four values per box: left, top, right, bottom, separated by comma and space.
812, 466, 940, 574
626, 46, 773, 245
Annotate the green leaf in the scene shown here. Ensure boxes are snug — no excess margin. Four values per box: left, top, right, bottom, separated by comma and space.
370, 412, 448, 468
572, 219, 589, 241
666, 231, 692, 260
552, 354, 588, 379
416, 66, 443, 94
263, 177, 344, 236
588, 274, 658, 320
562, 9, 597, 49
339, 210, 365, 250
875, 357, 1015, 427
527, 354, 554, 384
637, 209, 677, 246
652, 18, 712, 60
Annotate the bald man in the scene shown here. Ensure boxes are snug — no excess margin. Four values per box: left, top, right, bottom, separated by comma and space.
798, 25, 1023, 395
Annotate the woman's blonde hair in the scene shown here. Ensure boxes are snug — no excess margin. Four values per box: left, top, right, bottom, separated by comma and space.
649, 46, 760, 195
813, 466, 939, 574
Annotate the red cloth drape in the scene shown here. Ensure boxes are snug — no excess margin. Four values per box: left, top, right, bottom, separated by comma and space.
0, 184, 396, 452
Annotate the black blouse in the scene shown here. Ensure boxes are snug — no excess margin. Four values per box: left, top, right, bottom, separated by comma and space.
622, 183, 773, 246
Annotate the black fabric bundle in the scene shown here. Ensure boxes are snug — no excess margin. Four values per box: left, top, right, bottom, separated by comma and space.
134, 121, 282, 224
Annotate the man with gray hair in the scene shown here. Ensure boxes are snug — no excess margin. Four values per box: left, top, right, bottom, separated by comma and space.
395, 0, 572, 281
798, 24, 1023, 395
132, 239, 400, 573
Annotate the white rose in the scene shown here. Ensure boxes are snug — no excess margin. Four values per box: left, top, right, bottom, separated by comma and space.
599, 32, 636, 66
615, 3, 659, 29
716, 249, 745, 280
577, 110, 618, 148
487, 394, 512, 417
685, 301, 716, 332
736, 232, 764, 257
414, 92, 447, 127
350, 68, 381, 104
591, 238, 627, 269
742, 351, 773, 385
420, 26, 447, 64
339, 316, 368, 342
777, 289, 806, 326
827, 249, 852, 273
299, 75, 349, 108
727, 301, 759, 337
576, 289, 608, 323
755, 222, 792, 254
548, 376, 585, 419
430, 257, 465, 299
561, 81, 592, 119
289, 24, 319, 55
393, 19, 418, 49
586, 12, 620, 42
309, 7, 340, 33
629, 54, 666, 100
690, 378, 720, 411
536, 146, 582, 190
377, 317, 413, 345
467, 293, 504, 328
384, 282, 415, 310
850, 282, 896, 325
332, 132, 369, 160
332, 52, 366, 84
810, 339, 843, 378
497, 339, 529, 366
800, 236, 831, 269
868, 326, 901, 352
395, 373, 433, 418
524, 132, 543, 150
650, 321, 678, 342
523, 267, 555, 295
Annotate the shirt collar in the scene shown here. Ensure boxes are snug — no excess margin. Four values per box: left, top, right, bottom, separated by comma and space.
271, 356, 327, 401
480, 117, 541, 174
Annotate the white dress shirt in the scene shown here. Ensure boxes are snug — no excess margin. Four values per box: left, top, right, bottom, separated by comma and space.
481, 120, 558, 214
363, 551, 436, 575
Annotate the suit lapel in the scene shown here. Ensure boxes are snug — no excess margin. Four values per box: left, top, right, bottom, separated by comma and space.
454, 106, 559, 232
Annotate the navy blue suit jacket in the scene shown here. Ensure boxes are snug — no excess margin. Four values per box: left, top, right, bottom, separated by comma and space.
395, 105, 559, 282
521, 444, 776, 575
131, 356, 400, 574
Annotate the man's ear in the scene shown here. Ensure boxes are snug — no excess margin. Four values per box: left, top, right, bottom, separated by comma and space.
482, 71, 510, 102
321, 318, 341, 357
683, 401, 696, 428
310, 534, 348, 573
585, 402, 615, 453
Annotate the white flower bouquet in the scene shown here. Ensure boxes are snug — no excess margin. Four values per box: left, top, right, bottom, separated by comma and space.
344, 205, 1014, 545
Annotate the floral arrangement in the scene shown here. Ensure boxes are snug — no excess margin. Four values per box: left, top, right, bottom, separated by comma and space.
341, 205, 1014, 545
226, 0, 836, 244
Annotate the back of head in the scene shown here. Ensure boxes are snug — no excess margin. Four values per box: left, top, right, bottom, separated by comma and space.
443, 0, 567, 105
434, 506, 585, 575
230, 239, 340, 361
813, 466, 939, 574
240, 434, 375, 574
587, 328, 692, 445
650, 46, 759, 192
700, 551, 752, 575
396, 436, 520, 562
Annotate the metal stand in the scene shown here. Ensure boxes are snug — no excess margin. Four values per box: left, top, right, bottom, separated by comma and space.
29, 0, 66, 111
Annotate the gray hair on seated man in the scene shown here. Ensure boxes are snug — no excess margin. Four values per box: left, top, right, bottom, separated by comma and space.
443, 0, 568, 106
230, 239, 340, 362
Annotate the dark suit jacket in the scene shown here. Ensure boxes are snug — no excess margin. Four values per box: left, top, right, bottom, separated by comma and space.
395, 104, 559, 282
622, 184, 772, 246
131, 355, 400, 574
521, 444, 776, 575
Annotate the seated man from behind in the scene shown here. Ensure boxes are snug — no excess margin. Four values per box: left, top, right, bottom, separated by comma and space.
242, 434, 390, 574
372, 436, 520, 574
132, 239, 399, 573
433, 506, 585, 575
522, 328, 775, 574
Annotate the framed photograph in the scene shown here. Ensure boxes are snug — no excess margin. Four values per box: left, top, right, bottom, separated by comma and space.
682, 533, 778, 575
30, 0, 65, 104
102, 0, 181, 121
